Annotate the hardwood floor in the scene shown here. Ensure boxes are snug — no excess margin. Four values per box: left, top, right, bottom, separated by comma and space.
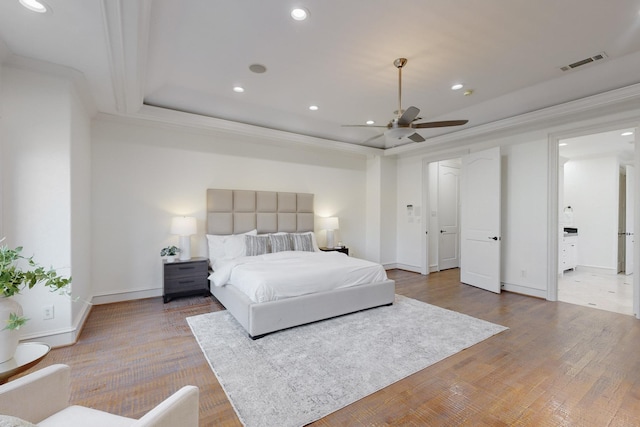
17, 268, 640, 426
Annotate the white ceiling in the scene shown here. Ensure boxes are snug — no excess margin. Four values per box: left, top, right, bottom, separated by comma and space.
1, 0, 640, 150
560, 128, 636, 163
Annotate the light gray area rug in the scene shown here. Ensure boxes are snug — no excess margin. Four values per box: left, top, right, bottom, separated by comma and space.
187, 295, 507, 427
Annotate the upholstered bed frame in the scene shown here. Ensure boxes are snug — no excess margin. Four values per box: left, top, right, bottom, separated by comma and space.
206, 189, 395, 338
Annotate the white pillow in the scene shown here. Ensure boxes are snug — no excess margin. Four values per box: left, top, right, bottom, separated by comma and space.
207, 229, 257, 268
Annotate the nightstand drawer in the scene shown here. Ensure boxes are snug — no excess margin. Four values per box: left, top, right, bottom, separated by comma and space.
164, 261, 208, 280
165, 277, 208, 293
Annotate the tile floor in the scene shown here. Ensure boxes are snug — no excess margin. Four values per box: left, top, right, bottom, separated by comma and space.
558, 267, 634, 316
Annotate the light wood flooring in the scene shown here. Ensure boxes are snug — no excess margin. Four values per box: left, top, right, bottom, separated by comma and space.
15, 268, 640, 426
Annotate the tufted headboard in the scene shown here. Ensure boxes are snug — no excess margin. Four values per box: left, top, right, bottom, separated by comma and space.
206, 189, 314, 235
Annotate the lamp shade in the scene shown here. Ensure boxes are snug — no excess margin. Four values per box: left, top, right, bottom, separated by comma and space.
171, 216, 197, 236
322, 217, 339, 230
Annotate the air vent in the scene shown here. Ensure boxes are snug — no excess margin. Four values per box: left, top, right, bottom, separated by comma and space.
560, 52, 608, 72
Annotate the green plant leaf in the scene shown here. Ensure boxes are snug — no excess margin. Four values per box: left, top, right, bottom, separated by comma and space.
3, 312, 29, 331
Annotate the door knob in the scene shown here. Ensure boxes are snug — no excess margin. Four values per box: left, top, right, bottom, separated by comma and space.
440, 230, 445, 234
489, 236, 499, 241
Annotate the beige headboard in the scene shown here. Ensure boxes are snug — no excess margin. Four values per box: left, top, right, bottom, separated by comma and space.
206, 189, 314, 235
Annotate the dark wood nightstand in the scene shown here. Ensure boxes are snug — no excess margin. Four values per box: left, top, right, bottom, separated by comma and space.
163, 257, 210, 303
319, 246, 349, 256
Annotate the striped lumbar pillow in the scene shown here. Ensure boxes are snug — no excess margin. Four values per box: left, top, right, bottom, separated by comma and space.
291, 233, 314, 252
269, 233, 292, 252
245, 235, 270, 256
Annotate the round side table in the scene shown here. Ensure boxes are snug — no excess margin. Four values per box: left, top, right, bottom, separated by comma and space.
0, 342, 50, 384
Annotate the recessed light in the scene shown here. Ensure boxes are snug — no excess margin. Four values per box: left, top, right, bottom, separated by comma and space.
451, 83, 464, 90
19, 0, 48, 13
621, 131, 634, 136
249, 64, 267, 74
366, 120, 375, 125
291, 8, 308, 21
559, 143, 568, 147
233, 86, 245, 93
308, 105, 318, 111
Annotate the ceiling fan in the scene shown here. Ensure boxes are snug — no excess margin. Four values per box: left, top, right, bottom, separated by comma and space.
345, 58, 468, 145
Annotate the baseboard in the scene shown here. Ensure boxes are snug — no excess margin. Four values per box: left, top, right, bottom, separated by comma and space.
501, 282, 547, 299
21, 300, 93, 348
384, 263, 421, 273
92, 288, 163, 305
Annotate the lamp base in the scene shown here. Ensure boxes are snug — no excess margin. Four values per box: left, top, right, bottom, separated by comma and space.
178, 235, 191, 261
326, 230, 336, 249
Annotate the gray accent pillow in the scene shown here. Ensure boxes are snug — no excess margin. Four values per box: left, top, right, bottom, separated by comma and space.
291, 233, 314, 252
269, 233, 292, 252
245, 235, 269, 256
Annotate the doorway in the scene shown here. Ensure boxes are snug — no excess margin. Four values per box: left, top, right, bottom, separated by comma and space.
424, 147, 502, 295
427, 159, 461, 272
556, 127, 636, 315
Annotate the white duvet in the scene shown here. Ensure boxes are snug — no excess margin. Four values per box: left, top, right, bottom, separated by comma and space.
209, 251, 388, 303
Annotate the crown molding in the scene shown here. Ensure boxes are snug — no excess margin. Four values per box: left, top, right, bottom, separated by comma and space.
97, 105, 384, 157
100, 0, 151, 114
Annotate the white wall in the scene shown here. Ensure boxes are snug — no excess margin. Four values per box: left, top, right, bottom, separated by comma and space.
564, 156, 619, 270
395, 155, 424, 271
0, 65, 91, 344
69, 85, 92, 328
395, 136, 549, 297
500, 140, 549, 296
91, 118, 370, 301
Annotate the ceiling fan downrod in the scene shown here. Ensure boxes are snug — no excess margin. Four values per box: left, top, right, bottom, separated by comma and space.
394, 58, 407, 119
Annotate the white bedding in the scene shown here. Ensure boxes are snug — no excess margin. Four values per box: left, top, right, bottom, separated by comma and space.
209, 251, 388, 303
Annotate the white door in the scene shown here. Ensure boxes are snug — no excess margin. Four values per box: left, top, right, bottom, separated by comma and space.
460, 147, 502, 293
438, 163, 460, 270
619, 172, 626, 273
626, 165, 635, 275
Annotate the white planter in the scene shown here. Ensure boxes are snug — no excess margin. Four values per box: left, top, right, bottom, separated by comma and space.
166, 255, 176, 263
0, 297, 22, 363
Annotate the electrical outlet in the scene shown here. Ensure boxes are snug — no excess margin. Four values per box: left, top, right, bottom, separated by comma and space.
43, 305, 54, 320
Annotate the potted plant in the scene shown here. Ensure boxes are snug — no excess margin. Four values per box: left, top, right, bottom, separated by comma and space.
161, 245, 180, 263
0, 238, 71, 362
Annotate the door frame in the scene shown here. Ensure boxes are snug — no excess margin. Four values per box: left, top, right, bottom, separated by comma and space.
547, 119, 640, 318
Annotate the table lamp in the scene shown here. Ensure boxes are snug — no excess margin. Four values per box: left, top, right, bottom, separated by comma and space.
323, 217, 339, 248
171, 216, 197, 261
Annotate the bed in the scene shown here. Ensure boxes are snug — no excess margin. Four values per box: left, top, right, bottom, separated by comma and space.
206, 189, 395, 338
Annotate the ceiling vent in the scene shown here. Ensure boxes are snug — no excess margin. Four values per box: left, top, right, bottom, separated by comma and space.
560, 52, 607, 72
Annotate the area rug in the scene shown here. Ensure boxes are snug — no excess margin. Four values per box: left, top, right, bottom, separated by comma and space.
187, 295, 507, 427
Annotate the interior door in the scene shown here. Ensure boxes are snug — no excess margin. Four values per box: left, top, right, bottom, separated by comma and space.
619, 172, 626, 273
438, 163, 460, 270
460, 147, 501, 293
626, 165, 635, 275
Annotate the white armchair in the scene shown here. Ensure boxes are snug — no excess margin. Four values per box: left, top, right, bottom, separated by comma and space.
0, 364, 199, 427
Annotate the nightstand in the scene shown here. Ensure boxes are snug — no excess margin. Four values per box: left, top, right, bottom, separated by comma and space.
163, 257, 210, 303
319, 246, 349, 256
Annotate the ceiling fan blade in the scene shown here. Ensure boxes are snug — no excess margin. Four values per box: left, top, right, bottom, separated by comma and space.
398, 106, 420, 126
412, 119, 469, 129
407, 132, 426, 143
